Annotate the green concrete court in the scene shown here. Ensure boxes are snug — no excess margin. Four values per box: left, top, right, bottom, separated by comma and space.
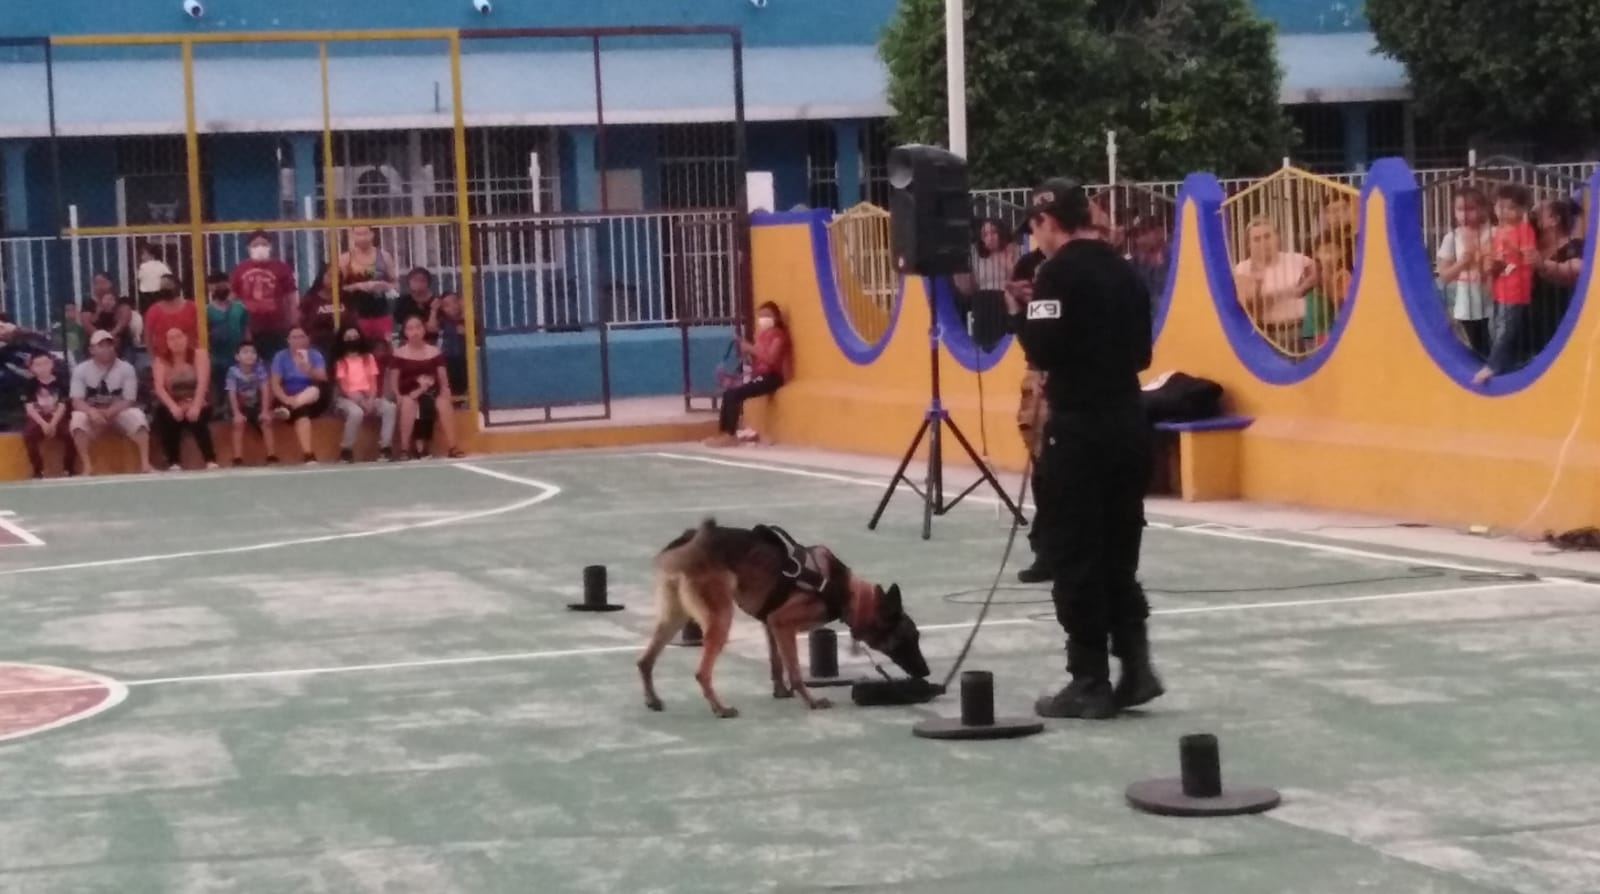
0, 447, 1598, 893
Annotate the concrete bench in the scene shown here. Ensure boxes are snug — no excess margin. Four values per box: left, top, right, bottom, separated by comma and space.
1151, 414, 1254, 501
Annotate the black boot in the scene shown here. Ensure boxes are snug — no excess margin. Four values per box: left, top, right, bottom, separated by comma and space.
1111, 622, 1165, 709
1035, 641, 1117, 719
1017, 562, 1053, 584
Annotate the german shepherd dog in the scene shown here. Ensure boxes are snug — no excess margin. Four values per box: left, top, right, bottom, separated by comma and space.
637, 518, 931, 718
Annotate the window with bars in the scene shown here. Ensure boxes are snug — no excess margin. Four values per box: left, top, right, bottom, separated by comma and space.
806, 123, 839, 210
659, 123, 738, 210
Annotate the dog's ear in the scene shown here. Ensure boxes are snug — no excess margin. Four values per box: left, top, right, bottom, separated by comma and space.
881, 583, 903, 614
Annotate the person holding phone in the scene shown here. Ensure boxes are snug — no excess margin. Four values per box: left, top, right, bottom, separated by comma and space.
269, 326, 330, 464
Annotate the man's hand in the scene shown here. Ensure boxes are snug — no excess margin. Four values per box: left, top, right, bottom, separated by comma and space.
1003, 278, 1033, 313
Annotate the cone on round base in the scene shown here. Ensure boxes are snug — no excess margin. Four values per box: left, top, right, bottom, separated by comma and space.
911, 670, 1044, 740
1125, 733, 1280, 817
672, 620, 704, 647
568, 565, 625, 612
805, 628, 853, 688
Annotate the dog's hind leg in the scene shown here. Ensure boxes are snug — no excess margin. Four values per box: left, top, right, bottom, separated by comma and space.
638, 575, 689, 712
682, 572, 740, 719
766, 626, 793, 700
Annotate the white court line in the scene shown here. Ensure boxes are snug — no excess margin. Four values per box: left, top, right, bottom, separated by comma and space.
650, 451, 1600, 586
0, 580, 1561, 699
0, 514, 45, 548
0, 464, 560, 577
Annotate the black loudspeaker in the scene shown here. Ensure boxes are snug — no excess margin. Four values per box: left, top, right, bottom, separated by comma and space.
888, 144, 972, 277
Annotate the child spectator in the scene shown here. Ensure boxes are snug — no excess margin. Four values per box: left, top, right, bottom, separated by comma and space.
226, 342, 277, 466
1436, 187, 1493, 357
136, 243, 173, 312
22, 352, 76, 478
1304, 240, 1350, 348
436, 291, 467, 397
1475, 184, 1539, 384
330, 324, 396, 463
231, 231, 298, 362
704, 301, 791, 448
144, 273, 198, 357
53, 302, 84, 364
389, 314, 462, 459
150, 326, 218, 470
269, 326, 330, 464
298, 263, 337, 356
70, 330, 153, 476
205, 272, 249, 407
1530, 197, 1585, 351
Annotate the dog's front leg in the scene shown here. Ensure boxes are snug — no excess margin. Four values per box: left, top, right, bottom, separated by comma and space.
765, 626, 792, 700
767, 619, 831, 711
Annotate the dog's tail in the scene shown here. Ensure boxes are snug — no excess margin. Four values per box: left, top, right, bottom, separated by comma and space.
655, 516, 717, 574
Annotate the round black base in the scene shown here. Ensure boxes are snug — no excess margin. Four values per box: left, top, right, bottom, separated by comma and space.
1125, 778, 1281, 817
912, 716, 1045, 740
805, 677, 856, 689
566, 603, 626, 612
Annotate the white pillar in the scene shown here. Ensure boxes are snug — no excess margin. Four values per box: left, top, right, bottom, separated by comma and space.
945, 0, 967, 158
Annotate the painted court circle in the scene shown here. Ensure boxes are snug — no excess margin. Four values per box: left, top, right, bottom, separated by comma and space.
0, 664, 128, 742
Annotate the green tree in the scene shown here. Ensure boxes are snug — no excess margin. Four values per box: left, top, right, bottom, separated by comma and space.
1366, 0, 1600, 151
877, 0, 1294, 188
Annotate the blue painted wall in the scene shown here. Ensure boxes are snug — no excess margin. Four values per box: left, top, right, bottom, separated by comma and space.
1254, 1, 1368, 33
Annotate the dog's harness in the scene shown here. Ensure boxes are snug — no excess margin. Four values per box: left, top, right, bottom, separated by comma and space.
751, 524, 849, 623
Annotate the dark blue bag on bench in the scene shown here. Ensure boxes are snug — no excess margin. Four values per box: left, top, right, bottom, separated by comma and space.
1140, 371, 1224, 424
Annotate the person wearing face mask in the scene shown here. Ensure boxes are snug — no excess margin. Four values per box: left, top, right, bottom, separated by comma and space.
704, 301, 791, 448
142, 273, 198, 360
230, 231, 299, 363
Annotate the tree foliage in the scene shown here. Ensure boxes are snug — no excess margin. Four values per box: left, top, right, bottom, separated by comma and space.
1366, 0, 1600, 151
877, 0, 1294, 187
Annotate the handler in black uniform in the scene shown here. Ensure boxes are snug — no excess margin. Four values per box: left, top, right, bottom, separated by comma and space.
1012, 177, 1164, 720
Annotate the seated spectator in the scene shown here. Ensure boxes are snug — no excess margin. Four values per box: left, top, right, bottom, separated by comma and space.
339, 226, 398, 344
393, 267, 440, 341
151, 327, 219, 471
136, 243, 173, 312
1475, 184, 1538, 385
704, 301, 791, 448
1233, 217, 1314, 350
269, 327, 331, 464
436, 291, 467, 398
330, 324, 396, 463
389, 314, 462, 459
226, 342, 277, 466
144, 274, 198, 357
298, 263, 337, 356
206, 272, 250, 408
1435, 187, 1493, 357
22, 351, 76, 478
69, 330, 153, 476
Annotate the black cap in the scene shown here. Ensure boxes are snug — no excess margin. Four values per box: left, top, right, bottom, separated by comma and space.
1021, 177, 1092, 234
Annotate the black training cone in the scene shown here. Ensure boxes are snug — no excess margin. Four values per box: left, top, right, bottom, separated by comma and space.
568, 565, 625, 612
1126, 733, 1280, 817
912, 671, 1044, 740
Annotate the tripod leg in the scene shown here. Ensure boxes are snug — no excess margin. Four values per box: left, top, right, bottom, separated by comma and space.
944, 415, 1029, 525
922, 412, 942, 540
868, 415, 932, 530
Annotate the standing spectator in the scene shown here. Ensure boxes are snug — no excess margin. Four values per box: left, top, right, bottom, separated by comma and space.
436, 291, 468, 397
226, 342, 278, 466
1530, 197, 1585, 351
80, 274, 135, 362
269, 326, 330, 464
1126, 217, 1170, 318
22, 352, 76, 478
704, 301, 791, 448
1436, 187, 1493, 358
339, 226, 398, 344
329, 324, 396, 463
69, 330, 153, 476
298, 263, 338, 357
53, 302, 85, 364
389, 314, 462, 459
143, 273, 198, 357
1474, 184, 1538, 385
231, 230, 298, 362
205, 272, 249, 408
150, 327, 218, 471
1233, 218, 1314, 351
135, 243, 173, 312
1304, 240, 1349, 348
393, 267, 440, 341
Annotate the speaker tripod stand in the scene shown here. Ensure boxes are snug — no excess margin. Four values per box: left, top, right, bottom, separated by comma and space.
868, 291, 1029, 540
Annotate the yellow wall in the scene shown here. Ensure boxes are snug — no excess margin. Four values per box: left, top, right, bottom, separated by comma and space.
749, 170, 1600, 537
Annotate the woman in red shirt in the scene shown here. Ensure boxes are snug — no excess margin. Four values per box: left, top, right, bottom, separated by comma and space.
706, 301, 791, 447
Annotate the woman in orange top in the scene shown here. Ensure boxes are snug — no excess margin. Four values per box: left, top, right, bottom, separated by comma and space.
705, 301, 791, 447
